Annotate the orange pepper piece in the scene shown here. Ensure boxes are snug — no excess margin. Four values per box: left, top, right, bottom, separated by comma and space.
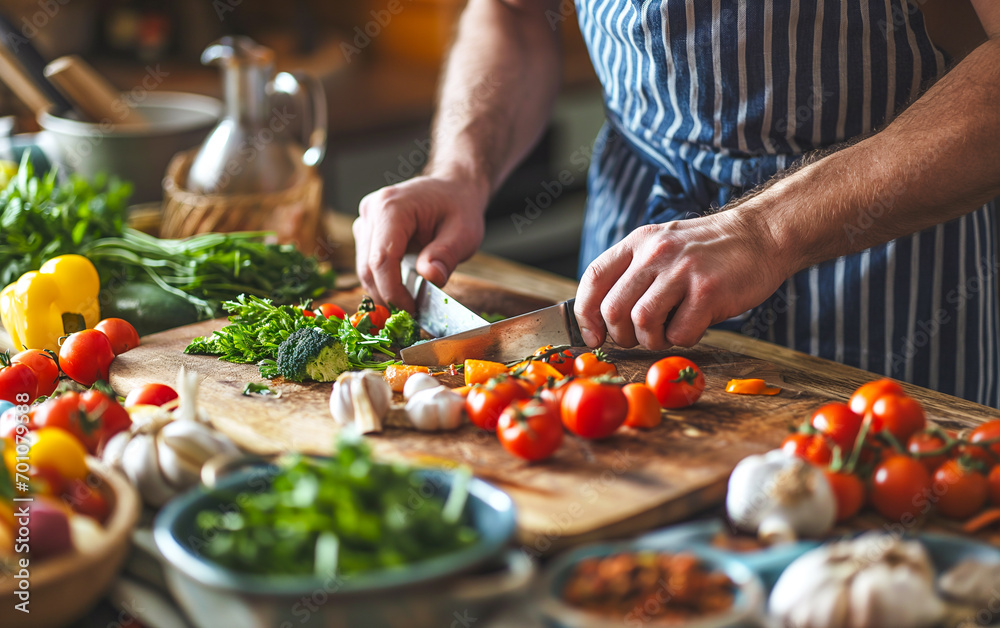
464, 359, 509, 386
384, 364, 430, 392
725, 378, 782, 395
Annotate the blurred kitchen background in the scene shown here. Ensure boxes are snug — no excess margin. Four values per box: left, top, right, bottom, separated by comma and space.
0, 0, 605, 278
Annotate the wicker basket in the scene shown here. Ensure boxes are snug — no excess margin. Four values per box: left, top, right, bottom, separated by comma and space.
161, 149, 323, 254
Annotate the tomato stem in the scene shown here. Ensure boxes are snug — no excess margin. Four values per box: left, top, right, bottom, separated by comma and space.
0, 350, 10, 368
669, 366, 700, 385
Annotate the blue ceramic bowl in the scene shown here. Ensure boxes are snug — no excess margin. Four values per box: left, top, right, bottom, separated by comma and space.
154, 465, 522, 628
539, 537, 766, 628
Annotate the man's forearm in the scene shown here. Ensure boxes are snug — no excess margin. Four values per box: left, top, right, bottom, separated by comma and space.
425, 0, 562, 198
741, 38, 1000, 274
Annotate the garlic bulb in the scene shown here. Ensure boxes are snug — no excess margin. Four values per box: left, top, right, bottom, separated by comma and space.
330, 371, 391, 433
405, 386, 465, 431
102, 368, 239, 507
403, 372, 440, 400
769, 533, 945, 628
726, 449, 835, 543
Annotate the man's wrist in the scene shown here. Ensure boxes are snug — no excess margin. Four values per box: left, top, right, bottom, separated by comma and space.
423, 156, 493, 209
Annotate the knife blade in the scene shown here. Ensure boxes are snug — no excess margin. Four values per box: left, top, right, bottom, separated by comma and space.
401, 254, 489, 338
400, 298, 586, 366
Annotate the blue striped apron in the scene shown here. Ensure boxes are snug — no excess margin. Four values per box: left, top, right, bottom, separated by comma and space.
575, 0, 1000, 407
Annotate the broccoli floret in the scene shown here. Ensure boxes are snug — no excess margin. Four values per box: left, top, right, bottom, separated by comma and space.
378, 309, 420, 348
275, 327, 350, 382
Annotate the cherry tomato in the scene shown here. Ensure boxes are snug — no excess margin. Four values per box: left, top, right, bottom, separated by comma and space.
59, 329, 115, 386
80, 390, 131, 446
622, 383, 662, 429
28, 427, 88, 482
965, 420, 1000, 466
533, 345, 574, 376
124, 383, 178, 408
302, 308, 316, 318
906, 431, 950, 474
933, 459, 988, 520
989, 465, 1000, 506
781, 432, 834, 466
29, 464, 66, 496
316, 303, 347, 320
34, 390, 131, 454
848, 378, 906, 417
11, 349, 59, 398
573, 352, 618, 378
0, 406, 33, 440
465, 376, 531, 431
825, 470, 866, 523
809, 403, 863, 454
496, 399, 564, 461
871, 455, 932, 522
538, 377, 573, 415
62, 478, 110, 523
0, 352, 38, 405
870, 394, 926, 444
350, 298, 390, 333
94, 318, 140, 355
560, 379, 628, 439
646, 356, 705, 409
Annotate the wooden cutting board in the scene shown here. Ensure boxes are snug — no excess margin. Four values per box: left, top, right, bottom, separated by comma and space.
109, 273, 999, 552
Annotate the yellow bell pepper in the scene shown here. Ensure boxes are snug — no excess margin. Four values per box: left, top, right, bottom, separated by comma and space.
0, 255, 100, 352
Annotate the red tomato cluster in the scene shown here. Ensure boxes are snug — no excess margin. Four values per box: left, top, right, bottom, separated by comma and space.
781, 377, 1000, 526
0, 318, 140, 405
463, 349, 705, 462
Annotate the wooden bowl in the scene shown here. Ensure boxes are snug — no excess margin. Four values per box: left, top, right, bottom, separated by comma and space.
0, 457, 141, 628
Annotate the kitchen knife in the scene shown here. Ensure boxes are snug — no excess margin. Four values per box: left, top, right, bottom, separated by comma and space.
400, 298, 586, 366
401, 254, 489, 338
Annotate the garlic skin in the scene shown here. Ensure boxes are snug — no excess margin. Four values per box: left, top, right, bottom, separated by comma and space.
938, 559, 1000, 608
769, 534, 945, 628
330, 371, 391, 433
403, 372, 440, 400
102, 368, 239, 507
726, 449, 836, 543
405, 386, 465, 431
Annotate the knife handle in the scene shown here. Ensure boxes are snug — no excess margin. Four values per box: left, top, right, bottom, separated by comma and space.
563, 298, 587, 347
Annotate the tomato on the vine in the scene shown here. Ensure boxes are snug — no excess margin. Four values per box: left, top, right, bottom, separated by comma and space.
33, 390, 131, 454
94, 318, 140, 355
11, 349, 59, 398
0, 351, 39, 404
497, 399, 564, 461
906, 431, 950, 474
646, 357, 705, 409
870, 394, 926, 444
781, 432, 834, 466
810, 403, 863, 453
58, 329, 115, 386
622, 383, 662, 429
871, 455, 932, 522
533, 345, 574, 376
124, 383, 178, 408
933, 459, 988, 520
316, 303, 347, 321
824, 470, 865, 522
560, 379, 628, 439
465, 375, 531, 431
965, 420, 1000, 466
848, 378, 906, 417
573, 351, 618, 378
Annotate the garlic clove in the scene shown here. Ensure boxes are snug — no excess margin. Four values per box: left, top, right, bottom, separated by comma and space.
121, 434, 177, 507
403, 373, 440, 400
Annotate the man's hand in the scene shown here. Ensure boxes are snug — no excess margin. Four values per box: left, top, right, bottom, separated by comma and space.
354, 174, 489, 311
574, 210, 791, 350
